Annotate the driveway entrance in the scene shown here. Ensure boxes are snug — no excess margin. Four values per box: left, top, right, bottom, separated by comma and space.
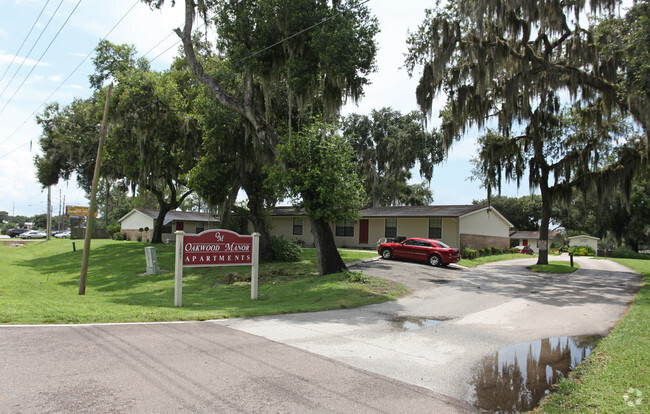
214, 256, 641, 403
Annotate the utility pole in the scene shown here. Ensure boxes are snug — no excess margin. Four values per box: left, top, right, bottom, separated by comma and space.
79, 83, 113, 295
47, 186, 51, 240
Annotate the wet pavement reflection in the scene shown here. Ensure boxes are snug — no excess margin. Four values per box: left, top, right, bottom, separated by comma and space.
469, 335, 602, 413
389, 316, 452, 331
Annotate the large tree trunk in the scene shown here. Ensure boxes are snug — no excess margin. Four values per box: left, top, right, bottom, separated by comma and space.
241, 171, 274, 262
247, 200, 274, 262
310, 216, 347, 275
152, 203, 173, 244
537, 171, 551, 265
150, 185, 192, 244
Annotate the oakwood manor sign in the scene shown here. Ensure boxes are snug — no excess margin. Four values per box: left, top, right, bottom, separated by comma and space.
174, 229, 260, 307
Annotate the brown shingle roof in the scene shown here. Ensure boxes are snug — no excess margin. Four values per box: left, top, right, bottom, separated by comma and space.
130, 208, 220, 225
510, 230, 561, 240
271, 205, 489, 218
359, 205, 488, 218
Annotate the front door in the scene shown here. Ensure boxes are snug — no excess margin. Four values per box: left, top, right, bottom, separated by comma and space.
359, 219, 369, 244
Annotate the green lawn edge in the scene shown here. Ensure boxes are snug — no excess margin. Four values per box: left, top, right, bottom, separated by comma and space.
529, 261, 580, 273
0, 239, 408, 325
536, 258, 649, 413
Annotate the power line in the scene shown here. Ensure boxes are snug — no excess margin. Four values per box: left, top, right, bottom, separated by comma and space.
0, 0, 53, 86
0, 0, 65, 101
0, 0, 84, 117
0, 0, 141, 149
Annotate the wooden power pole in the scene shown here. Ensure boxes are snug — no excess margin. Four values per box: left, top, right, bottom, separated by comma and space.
79, 83, 113, 295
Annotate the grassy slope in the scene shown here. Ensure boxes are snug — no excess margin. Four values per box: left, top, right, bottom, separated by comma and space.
537, 258, 649, 413
0, 239, 404, 324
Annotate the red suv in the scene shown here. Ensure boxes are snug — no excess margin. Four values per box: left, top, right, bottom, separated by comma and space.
378, 237, 461, 266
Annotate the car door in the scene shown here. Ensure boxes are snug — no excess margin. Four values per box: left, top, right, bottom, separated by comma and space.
410, 240, 432, 262
394, 239, 417, 259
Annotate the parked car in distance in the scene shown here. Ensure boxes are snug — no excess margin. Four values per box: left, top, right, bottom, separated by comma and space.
54, 230, 71, 239
378, 237, 461, 266
515, 245, 534, 255
19, 230, 47, 239
6, 228, 28, 238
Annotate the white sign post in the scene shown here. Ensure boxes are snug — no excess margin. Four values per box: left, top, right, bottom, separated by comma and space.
174, 231, 184, 307
251, 233, 260, 300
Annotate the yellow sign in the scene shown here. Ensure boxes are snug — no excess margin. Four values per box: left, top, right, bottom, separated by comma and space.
66, 206, 98, 217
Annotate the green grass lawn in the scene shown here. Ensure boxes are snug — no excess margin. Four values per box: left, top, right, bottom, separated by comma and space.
538, 258, 649, 413
0, 239, 405, 324
530, 261, 580, 273
459, 252, 535, 268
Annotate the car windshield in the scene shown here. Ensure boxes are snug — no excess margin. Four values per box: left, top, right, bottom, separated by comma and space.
435, 240, 450, 248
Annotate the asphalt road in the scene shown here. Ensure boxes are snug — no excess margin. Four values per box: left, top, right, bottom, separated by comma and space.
0, 255, 640, 413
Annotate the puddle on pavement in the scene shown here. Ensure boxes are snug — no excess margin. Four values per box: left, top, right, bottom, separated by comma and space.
389, 316, 452, 331
469, 335, 602, 413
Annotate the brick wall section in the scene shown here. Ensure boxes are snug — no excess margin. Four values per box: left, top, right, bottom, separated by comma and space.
460, 234, 510, 250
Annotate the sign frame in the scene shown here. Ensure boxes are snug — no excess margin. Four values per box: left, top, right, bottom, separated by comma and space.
174, 230, 260, 307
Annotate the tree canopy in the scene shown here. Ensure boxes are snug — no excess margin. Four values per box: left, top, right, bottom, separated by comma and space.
272, 120, 365, 275
143, 0, 379, 264
341, 108, 442, 207
406, 0, 647, 264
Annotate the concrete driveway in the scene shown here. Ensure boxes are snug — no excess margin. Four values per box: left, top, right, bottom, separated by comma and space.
213, 255, 641, 403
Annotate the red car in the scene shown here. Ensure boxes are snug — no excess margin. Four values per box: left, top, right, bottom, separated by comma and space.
378, 237, 461, 266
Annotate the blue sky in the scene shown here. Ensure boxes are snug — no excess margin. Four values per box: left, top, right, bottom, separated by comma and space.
0, 0, 528, 218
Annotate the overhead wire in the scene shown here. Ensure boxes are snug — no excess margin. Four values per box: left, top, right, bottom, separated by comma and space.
0, 0, 84, 116
0, 0, 65, 101
0, 0, 53, 86
0, 0, 141, 150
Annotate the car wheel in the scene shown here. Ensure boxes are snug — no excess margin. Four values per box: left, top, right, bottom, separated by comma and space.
428, 254, 442, 266
381, 248, 393, 260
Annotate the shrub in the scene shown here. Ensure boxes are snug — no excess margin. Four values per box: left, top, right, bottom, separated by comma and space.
270, 235, 302, 262
113, 232, 127, 241
462, 248, 478, 260
479, 248, 491, 256
568, 245, 596, 256
508, 247, 519, 254
136, 234, 142, 242
490, 246, 502, 255
107, 224, 121, 238
612, 247, 650, 260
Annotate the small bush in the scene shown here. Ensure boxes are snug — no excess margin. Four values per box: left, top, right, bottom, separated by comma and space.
490, 246, 501, 255
136, 234, 142, 242
462, 248, 478, 260
270, 235, 302, 262
342, 270, 368, 284
568, 245, 595, 256
479, 248, 491, 256
508, 247, 519, 254
113, 232, 127, 241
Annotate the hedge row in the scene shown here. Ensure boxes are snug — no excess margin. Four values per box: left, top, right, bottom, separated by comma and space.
461, 247, 520, 260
